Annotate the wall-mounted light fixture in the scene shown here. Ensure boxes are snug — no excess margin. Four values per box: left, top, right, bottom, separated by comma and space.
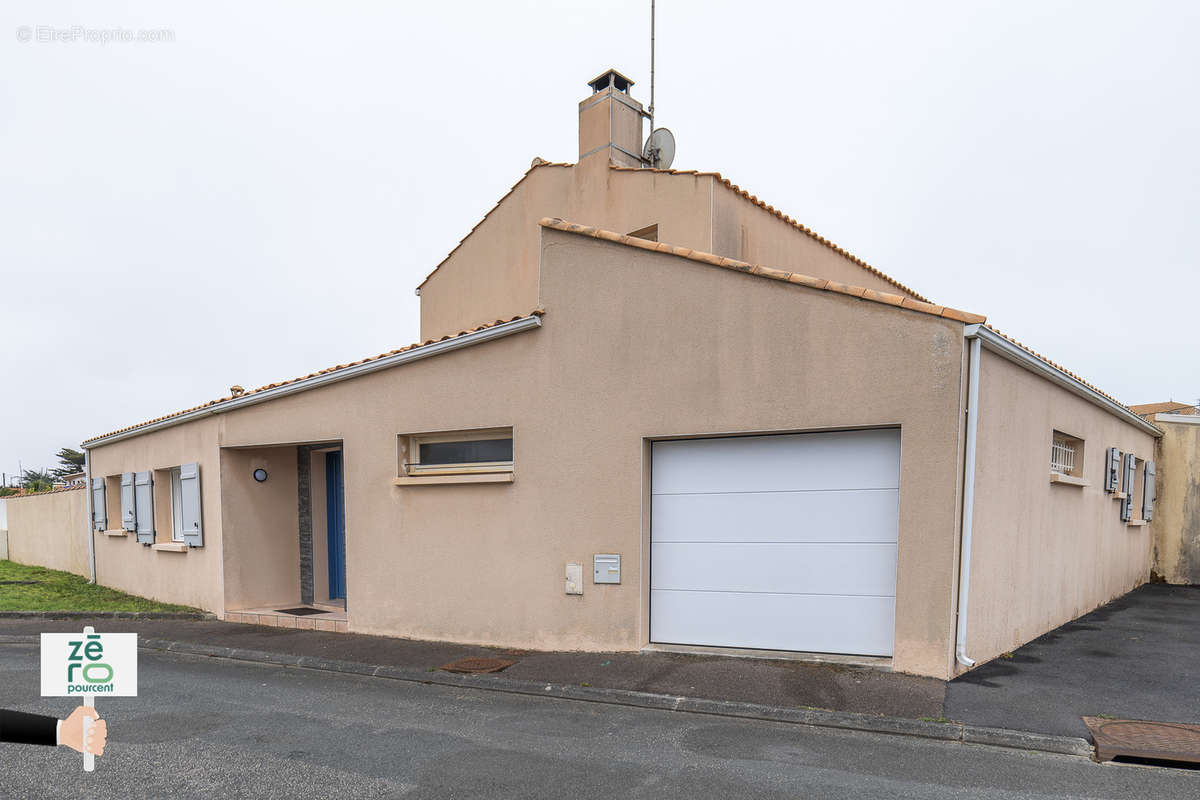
253, 469, 268, 483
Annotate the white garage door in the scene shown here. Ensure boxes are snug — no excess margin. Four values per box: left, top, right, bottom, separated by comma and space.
650, 429, 900, 657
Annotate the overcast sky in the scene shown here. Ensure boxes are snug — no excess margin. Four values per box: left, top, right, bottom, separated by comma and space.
1, 1, 1197, 477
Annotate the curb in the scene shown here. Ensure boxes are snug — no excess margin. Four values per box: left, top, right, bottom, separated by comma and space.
0, 633, 1093, 758
0, 611, 215, 620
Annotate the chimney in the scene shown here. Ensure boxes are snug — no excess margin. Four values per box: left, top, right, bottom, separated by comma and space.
578, 69, 645, 168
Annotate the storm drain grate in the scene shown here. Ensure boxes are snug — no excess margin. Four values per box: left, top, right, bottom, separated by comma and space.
1083, 716, 1200, 764
439, 657, 517, 674
274, 607, 330, 616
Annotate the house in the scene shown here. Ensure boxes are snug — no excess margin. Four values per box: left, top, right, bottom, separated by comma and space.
75, 70, 1161, 679
1131, 401, 1199, 584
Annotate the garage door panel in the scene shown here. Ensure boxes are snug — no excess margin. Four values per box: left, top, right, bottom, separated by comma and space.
650, 429, 900, 657
651, 542, 898, 596
651, 489, 899, 543
650, 590, 896, 656
651, 429, 900, 495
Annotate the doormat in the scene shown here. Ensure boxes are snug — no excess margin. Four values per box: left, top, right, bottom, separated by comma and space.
274, 607, 330, 616
1083, 716, 1200, 765
439, 657, 517, 674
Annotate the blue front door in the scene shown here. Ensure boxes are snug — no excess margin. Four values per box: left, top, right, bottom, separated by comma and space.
325, 451, 346, 600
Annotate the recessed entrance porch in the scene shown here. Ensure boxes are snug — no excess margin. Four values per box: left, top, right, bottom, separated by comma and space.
220, 441, 347, 626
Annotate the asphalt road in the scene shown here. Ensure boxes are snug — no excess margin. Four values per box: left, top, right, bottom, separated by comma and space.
0, 645, 1196, 799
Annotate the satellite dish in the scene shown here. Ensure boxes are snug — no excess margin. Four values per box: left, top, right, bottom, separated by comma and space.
643, 127, 675, 169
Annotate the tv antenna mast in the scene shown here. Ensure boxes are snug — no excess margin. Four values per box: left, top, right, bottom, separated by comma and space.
643, 1, 675, 169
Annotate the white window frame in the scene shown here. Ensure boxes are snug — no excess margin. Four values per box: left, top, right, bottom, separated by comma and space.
169, 466, 185, 542
1050, 431, 1084, 477
401, 428, 514, 477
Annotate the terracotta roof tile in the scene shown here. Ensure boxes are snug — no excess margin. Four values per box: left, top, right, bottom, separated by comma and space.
539, 217, 985, 325
610, 165, 932, 303
3, 484, 86, 499
1127, 401, 1199, 417
82, 312, 545, 446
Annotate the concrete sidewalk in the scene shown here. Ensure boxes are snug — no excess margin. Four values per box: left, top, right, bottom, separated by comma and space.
0, 616, 944, 719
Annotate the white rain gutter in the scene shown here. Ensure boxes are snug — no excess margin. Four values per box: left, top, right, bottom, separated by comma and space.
1154, 412, 1200, 426
84, 450, 97, 584
82, 316, 543, 449
962, 324, 1160, 437
955, 335, 982, 668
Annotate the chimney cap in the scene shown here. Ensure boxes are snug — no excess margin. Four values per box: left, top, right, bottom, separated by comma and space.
588, 69, 635, 94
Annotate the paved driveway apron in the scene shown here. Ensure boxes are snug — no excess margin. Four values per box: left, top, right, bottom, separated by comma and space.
945, 584, 1200, 739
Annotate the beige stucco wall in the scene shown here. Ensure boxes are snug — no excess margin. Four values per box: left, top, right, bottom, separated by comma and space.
418, 161, 923, 342
1150, 417, 1200, 584
220, 446, 300, 610
88, 417, 224, 613
964, 350, 1158, 668
189, 227, 967, 677
4, 487, 89, 576
709, 182, 924, 299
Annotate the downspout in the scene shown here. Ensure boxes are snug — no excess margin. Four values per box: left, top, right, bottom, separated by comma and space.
84, 448, 97, 584
955, 334, 982, 668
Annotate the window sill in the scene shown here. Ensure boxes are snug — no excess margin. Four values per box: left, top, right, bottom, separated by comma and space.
151, 542, 188, 552
1049, 473, 1088, 487
1110, 492, 1128, 500
393, 472, 514, 486
1127, 519, 1147, 528
103, 529, 129, 537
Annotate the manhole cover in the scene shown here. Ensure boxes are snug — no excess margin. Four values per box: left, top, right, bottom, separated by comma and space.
439, 657, 517, 674
1083, 716, 1200, 764
274, 607, 330, 616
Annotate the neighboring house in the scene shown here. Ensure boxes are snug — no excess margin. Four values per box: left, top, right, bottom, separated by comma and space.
75, 70, 1161, 679
53, 471, 87, 489
1131, 401, 1200, 584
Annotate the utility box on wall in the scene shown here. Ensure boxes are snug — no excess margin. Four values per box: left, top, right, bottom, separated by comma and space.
593, 553, 621, 584
565, 563, 583, 595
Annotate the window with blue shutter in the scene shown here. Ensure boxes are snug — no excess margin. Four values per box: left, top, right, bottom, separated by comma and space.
1142, 460, 1156, 522
1120, 453, 1136, 522
1105, 448, 1121, 493
179, 462, 203, 547
134, 471, 155, 544
91, 478, 107, 530
120, 473, 136, 532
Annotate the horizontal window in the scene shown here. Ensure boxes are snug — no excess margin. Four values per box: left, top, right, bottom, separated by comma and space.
419, 438, 512, 466
401, 428, 514, 477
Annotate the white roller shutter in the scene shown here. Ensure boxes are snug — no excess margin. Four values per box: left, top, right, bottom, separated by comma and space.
651, 428, 901, 657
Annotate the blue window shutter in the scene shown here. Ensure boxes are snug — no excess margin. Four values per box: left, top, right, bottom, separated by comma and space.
134, 471, 155, 544
91, 478, 107, 530
180, 463, 203, 547
1120, 453, 1136, 522
1105, 448, 1121, 493
1142, 460, 1156, 522
120, 473, 136, 532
